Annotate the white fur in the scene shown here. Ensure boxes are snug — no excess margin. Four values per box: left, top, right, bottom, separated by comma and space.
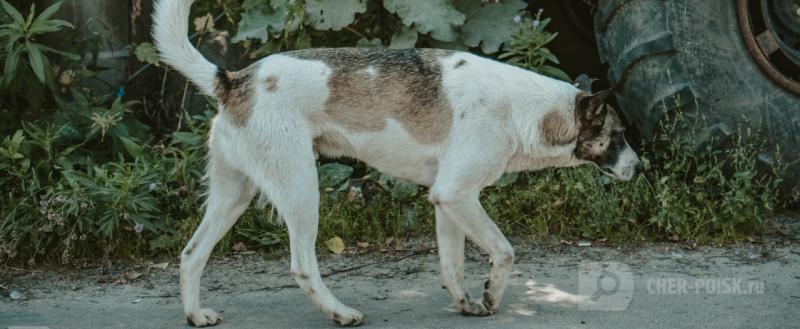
154, 0, 638, 326
152, 0, 218, 95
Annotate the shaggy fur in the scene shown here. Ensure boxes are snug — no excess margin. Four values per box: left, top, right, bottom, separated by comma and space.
153, 0, 641, 327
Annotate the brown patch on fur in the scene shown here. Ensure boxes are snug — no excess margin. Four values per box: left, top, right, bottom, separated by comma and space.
312, 129, 355, 159
454, 59, 467, 68
289, 48, 454, 144
265, 75, 279, 92
215, 66, 257, 127
539, 109, 578, 146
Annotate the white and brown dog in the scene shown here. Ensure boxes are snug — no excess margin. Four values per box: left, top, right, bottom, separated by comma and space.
154, 0, 640, 326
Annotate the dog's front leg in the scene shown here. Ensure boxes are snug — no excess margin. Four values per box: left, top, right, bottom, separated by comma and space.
433, 193, 514, 316
435, 207, 468, 307
429, 128, 515, 316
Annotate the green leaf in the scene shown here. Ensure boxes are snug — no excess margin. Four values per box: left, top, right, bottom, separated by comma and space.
117, 135, 144, 159
3, 46, 19, 86
232, 0, 289, 43
171, 132, 203, 146
38, 44, 80, 60
538, 65, 571, 82
62, 169, 98, 189
388, 26, 418, 49
32, 0, 62, 24
0, 0, 24, 26
384, 0, 465, 42
29, 19, 72, 34
459, 0, 526, 54
27, 42, 47, 83
318, 163, 353, 188
390, 179, 418, 200
305, 0, 366, 31
134, 42, 159, 65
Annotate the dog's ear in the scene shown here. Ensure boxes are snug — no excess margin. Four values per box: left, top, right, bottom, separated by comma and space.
576, 89, 614, 127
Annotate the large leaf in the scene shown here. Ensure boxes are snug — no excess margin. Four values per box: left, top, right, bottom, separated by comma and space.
459, 0, 526, 54
319, 163, 353, 188
232, 0, 289, 43
384, 0, 465, 42
305, 0, 366, 31
388, 27, 418, 49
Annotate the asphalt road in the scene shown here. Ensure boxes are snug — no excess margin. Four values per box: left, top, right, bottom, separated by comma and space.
2, 241, 799, 329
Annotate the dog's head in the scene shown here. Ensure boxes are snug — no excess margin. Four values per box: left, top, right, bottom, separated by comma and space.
573, 90, 641, 181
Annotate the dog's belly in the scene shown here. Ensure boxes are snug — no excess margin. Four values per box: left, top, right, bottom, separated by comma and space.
315, 119, 441, 186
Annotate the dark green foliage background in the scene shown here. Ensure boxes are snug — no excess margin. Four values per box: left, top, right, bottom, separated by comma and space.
0, 0, 788, 266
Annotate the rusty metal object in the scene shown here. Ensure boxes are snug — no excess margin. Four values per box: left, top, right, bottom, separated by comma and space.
737, 0, 800, 95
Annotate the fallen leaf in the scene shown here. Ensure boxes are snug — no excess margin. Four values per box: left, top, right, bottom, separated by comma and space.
194, 13, 215, 32
668, 234, 680, 242
326, 237, 345, 254
232, 242, 248, 252
151, 262, 169, 270
559, 239, 572, 245
129, 272, 144, 280
357, 242, 370, 249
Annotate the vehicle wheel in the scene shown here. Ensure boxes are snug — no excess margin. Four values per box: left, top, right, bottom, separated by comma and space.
594, 0, 800, 189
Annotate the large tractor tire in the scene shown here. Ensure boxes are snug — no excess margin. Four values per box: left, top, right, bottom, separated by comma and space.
594, 0, 800, 188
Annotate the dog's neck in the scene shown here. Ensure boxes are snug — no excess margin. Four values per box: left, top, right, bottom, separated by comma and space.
505, 90, 587, 173
505, 141, 585, 173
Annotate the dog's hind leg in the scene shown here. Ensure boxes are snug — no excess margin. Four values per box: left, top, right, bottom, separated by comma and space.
254, 144, 364, 326
181, 157, 256, 327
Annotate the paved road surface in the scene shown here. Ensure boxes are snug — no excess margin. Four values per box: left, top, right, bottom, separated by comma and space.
2, 242, 798, 328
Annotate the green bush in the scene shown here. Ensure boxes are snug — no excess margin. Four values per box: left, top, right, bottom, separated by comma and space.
0, 0, 786, 266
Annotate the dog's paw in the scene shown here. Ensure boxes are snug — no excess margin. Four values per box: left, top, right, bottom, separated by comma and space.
331, 306, 364, 327
186, 308, 222, 327
459, 299, 497, 317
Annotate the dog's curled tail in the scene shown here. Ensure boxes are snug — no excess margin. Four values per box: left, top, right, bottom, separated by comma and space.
153, 0, 217, 96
